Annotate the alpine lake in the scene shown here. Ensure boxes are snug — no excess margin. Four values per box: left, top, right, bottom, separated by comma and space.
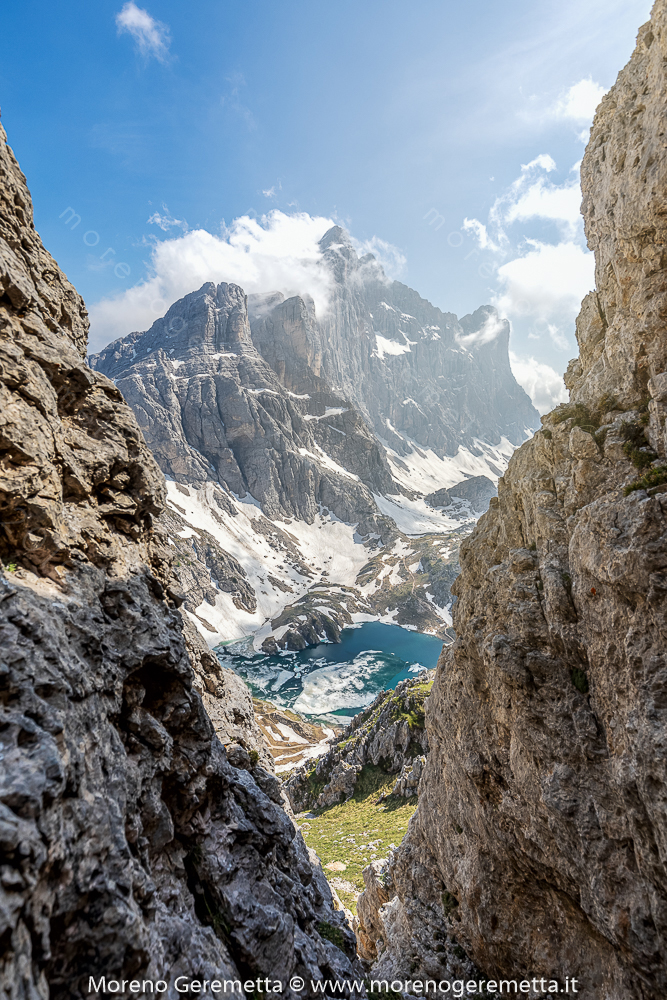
215, 621, 444, 723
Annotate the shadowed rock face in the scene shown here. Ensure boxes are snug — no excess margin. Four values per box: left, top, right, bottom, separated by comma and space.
0, 123, 360, 997
356, 6, 667, 998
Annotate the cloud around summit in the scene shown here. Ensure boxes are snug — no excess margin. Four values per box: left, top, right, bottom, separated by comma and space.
89, 211, 336, 350
88, 212, 409, 351
462, 152, 595, 411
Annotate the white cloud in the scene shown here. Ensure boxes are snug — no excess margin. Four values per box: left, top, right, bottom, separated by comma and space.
115, 2, 170, 63
462, 155, 594, 354
490, 154, 582, 239
462, 218, 505, 253
509, 351, 568, 414
262, 182, 282, 199
147, 205, 187, 232
349, 234, 406, 279
457, 312, 506, 348
494, 239, 593, 322
553, 78, 606, 122
520, 153, 556, 174
466, 155, 582, 258
522, 79, 607, 139
503, 175, 581, 235
89, 211, 338, 351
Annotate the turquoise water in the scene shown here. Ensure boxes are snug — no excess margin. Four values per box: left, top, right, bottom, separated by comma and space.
215, 622, 444, 722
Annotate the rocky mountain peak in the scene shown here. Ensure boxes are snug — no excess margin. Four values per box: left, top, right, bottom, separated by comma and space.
318, 224, 354, 251
93, 280, 253, 382
458, 304, 510, 350
318, 224, 365, 282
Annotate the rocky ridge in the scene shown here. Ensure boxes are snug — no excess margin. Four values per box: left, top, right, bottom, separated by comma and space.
250, 232, 538, 458
0, 121, 360, 998
285, 673, 433, 814
90, 232, 537, 653
356, 6, 667, 998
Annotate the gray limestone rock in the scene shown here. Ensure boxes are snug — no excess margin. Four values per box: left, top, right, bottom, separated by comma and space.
425, 476, 497, 515
0, 122, 361, 999
391, 755, 426, 797
359, 7, 667, 997
285, 674, 433, 814
91, 281, 397, 540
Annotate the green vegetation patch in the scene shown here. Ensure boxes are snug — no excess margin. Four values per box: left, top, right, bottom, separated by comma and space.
620, 420, 657, 470
623, 464, 667, 496
389, 679, 433, 729
303, 763, 331, 802
597, 392, 620, 415
552, 402, 600, 433
317, 920, 346, 951
571, 668, 589, 695
298, 763, 418, 914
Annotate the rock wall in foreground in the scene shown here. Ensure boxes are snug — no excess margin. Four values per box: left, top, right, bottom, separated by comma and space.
0, 122, 358, 999
357, 5, 667, 998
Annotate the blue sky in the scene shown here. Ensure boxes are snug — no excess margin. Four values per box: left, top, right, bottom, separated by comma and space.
0, 0, 653, 409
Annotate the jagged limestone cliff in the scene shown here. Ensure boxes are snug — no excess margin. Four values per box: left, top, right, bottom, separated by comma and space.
357, 5, 667, 998
89, 225, 537, 654
0, 123, 360, 998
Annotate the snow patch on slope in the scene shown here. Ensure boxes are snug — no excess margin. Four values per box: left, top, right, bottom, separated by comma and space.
165, 481, 369, 647
374, 334, 412, 360
373, 494, 475, 536
385, 435, 517, 493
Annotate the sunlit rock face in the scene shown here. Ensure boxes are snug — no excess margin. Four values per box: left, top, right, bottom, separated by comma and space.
356, 6, 667, 998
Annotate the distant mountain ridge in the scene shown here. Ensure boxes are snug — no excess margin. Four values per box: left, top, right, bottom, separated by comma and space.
90, 229, 538, 652
250, 226, 537, 456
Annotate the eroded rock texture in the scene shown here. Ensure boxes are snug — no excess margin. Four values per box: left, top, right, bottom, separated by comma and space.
285, 674, 432, 814
0, 123, 358, 998
357, 6, 667, 998
90, 280, 397, 535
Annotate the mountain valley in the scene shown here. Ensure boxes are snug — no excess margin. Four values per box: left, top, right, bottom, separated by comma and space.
2, 2, 667, 996
90, 231, 537, 696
